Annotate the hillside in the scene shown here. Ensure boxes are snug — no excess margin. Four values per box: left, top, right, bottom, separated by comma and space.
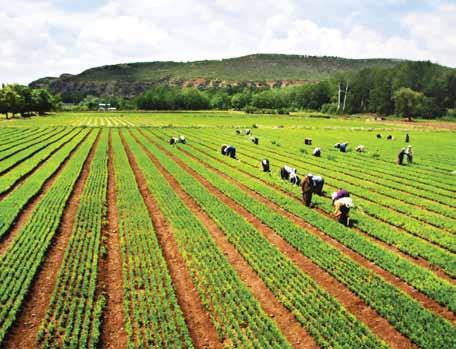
30, 54, 404, 101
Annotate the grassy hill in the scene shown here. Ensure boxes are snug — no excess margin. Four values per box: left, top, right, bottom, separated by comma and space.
30, 54, 404, 101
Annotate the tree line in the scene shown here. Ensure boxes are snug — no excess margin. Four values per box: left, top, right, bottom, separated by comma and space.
332, 61, 456, 119
0, 84, 59, 118
2, 60, 455, 119
132, 61, 455, 118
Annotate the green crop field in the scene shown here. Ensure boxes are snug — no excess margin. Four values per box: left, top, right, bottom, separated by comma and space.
0, 112, 455, 349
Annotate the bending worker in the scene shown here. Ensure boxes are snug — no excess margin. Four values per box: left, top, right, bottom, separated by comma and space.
355, 145, 365, 152
280, 165, 300, 185
397, 148, 406, 165
301, 174, 313, 207
313, 147, 321, 157
335, 143, 349, 152
221, 144, 236, 159
332, 189, 353, 226
301, 174, 324, 207
261, 159, 270, 172
405, 145, 413, 164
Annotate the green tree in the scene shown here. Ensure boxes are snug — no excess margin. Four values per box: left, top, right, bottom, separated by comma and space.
394, 87, 426, 120
31, 88, 54, 114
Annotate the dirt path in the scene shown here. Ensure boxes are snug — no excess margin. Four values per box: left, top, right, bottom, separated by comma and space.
171, 141, 456, 325
97, 131, 128, 348
143, 132, 418, 349
0, 130, 89, 255
120, 131, 222, 349
132, 131, 319, 349
2, 130, 100, 348
178, 137, 456, 285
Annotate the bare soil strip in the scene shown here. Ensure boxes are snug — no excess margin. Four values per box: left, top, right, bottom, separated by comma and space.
172, 142, 456, 325
144, 134, 418, 349
0, 130, 89, 255
2, 131, 100, 348
98, 131, 128, 349
181, 139, 456, 285
120, 131, 222, 349
132, 132, 319, 349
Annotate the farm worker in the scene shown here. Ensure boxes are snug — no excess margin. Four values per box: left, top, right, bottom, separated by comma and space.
335, 143, 348, 152
312, 147, 321, 157
405, 145, 413, 164
387, 135, 393, 140
334, 196, 353, 226
261, 159, 270, 172
221, 144, 236, 159
169, 137, 178, 145
245, 128, 251, 135
280, 165, 300, 185
301, 174, 313, 207
251, 136, 259, 145
376, 134, 382, 139
339, 143, 348, 152
355, 145, 365, 152
236, 129, 241, 135
305, 138, 313, 145
280, 165, 295, 180
178, 135, 186, 144
290, 172, 301, 186
331, 189, 349, 203
310, 175, 324, 195
397, 148, 406, 165
405, 133, 410, 143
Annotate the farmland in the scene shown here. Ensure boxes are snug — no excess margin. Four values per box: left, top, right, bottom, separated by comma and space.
0, 111, 455, 349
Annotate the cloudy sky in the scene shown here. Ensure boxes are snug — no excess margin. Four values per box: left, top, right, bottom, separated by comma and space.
1, 0, 455, 84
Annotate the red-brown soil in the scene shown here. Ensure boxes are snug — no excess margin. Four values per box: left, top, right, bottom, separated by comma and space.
3, 130, 100, 348
132, 131, 319, 349
141, 131, 418, 349
97, 131, 128, 348
120, 130, 222, 349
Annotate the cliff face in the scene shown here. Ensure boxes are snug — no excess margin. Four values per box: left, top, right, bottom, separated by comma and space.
29, 54, 403, 102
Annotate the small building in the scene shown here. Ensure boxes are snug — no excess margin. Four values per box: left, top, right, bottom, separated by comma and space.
98, 103, 111, 112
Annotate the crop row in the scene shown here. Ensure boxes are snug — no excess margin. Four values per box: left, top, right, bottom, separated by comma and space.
37, 129, 109, 349
328, 150, 456, 209
187, 131, 456, 252
0, 127, 75, 175
142, 129, 456, 349
133, 130, 395, 349
111, 129, 193, 348
197, 128, 456, 212
0, 129, 89, 239
123, 130, 293, 349
0, 129, 83, 195
0, 128, 59, 161
201, 128, 456, 204
258, 133, 456, 220
258, 127, 456, 189
153, 128, 456, 311
267, 130, 456, 196
176, 130, 456, 278
0, 130, 98, 344
0, 128, 50, 151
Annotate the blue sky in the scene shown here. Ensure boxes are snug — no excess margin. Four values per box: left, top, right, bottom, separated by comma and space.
0, 0, 455, 84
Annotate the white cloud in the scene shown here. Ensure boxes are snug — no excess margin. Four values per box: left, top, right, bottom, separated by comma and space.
0, 0, 454, 85
403, 3, 456, 66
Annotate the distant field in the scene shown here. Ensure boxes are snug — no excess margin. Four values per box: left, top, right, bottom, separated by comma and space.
0, 113, 455, 348
2, 111, 456, 130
